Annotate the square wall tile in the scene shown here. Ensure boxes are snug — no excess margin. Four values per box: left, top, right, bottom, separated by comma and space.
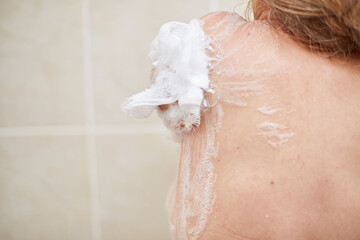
0, 0, 85, 126
96, 134, 179, 240
0, 136, 91, 240
91, 0, 210, 124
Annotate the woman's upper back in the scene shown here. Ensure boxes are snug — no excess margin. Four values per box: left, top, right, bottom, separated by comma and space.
186, 11, 360, 239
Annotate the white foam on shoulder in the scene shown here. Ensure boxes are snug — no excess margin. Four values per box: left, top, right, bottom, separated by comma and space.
122, 19, 214, 136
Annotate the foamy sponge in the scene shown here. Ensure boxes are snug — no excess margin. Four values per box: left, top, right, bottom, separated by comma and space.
122, 19, 212, 135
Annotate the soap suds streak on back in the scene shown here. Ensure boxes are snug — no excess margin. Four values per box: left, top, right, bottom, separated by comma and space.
257, 106, 281, 115
257, 121, 294, 148
169, 104, 223, 240
218, 79, 265, 106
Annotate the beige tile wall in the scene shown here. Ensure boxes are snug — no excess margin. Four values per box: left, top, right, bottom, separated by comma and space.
0, 136, 92, 240
0, 0, 248, 239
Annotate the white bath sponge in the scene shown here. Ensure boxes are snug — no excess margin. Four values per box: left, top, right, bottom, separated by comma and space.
122, 19, 212, 135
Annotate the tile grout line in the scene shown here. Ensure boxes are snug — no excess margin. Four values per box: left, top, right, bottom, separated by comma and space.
82, 0, 101, 239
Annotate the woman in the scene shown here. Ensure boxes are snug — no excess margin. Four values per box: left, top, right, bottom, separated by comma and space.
124, 0, 360, 239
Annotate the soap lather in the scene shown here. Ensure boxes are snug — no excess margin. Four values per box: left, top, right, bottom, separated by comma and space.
122, 19, 213, 135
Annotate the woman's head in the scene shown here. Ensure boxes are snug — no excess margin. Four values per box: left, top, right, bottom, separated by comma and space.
249, 0, 360, 57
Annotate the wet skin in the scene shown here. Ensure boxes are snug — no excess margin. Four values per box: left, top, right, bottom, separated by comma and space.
181, 12, 360, 240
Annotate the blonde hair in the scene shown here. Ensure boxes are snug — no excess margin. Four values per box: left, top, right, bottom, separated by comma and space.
247, 0, 360, 57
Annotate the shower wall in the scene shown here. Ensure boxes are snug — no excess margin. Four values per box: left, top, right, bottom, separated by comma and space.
0, 0, 247, 239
